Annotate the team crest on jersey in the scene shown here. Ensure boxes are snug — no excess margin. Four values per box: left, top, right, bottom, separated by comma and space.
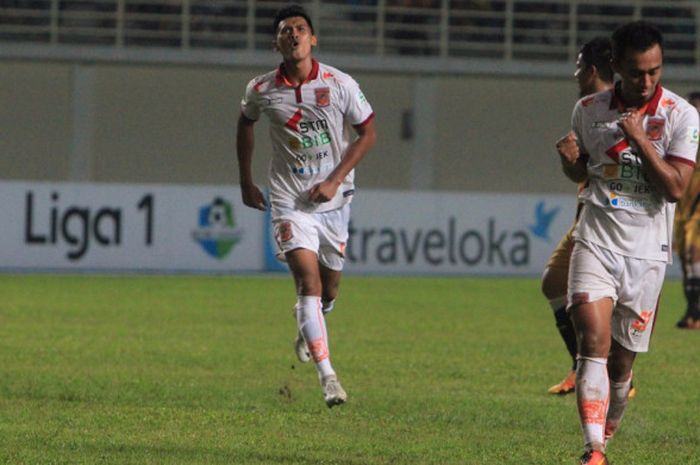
315, 87, 331, 107
646, 117, 665, 141
631, 310, 653, 334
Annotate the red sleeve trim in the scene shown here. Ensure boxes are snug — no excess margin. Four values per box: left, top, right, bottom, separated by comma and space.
666, 154, 696, 167
353, 112, 375, 129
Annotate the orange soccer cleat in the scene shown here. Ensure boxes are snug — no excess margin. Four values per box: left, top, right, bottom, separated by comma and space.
579, 450, 609, 465
548, 370, 576, 395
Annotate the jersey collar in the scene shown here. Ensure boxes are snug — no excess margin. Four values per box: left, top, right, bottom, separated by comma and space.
275, 59, 320, 87
609, 81, 663, 116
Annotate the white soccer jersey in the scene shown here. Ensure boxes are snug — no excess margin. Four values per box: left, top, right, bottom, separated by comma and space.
572, 83, 700, 262
241, 60, 374, 215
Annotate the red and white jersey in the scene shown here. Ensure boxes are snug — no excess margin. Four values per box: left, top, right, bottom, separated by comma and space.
241, 60, 374, 215
572, 83, 700, 262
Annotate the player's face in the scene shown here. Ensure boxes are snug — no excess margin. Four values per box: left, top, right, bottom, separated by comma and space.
274, 16, 316, 62
613, 44, 663, 107
574, 53, 595, 98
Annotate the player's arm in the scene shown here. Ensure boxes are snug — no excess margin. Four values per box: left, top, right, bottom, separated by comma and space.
619, 111, 694, 202
236, 113, 267, 211
308, 116, 377, 203
556, 130, 588, 183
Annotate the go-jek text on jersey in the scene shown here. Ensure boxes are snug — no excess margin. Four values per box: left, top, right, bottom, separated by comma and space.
572, 83, 700, 262
241, 60, 374, 215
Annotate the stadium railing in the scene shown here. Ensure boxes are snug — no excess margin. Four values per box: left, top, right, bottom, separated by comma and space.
0, 0, 698, 68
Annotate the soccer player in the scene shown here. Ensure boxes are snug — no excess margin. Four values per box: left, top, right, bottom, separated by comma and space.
236, 4, 376, 407
556, 21, 699, 464
674, 92, 700, 329
543, 37, 614, 396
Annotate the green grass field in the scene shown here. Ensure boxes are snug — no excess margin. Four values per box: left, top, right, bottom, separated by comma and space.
1, 274, 698, 465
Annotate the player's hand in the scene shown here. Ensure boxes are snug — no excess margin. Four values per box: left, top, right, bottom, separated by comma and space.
617, 109, 645, 143
308, 180, 339, 203
556, 131, 579, 165
241, 183, 267, 211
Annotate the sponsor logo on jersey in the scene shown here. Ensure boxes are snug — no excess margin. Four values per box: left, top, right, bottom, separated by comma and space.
592, 121, 617, 129
689, 127, 699, 144
315, 87, 330, 107
646, 117, 665, 141
192, 197, 242, 259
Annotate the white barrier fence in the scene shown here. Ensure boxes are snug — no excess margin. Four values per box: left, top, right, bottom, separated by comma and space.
0, 180, 601, 276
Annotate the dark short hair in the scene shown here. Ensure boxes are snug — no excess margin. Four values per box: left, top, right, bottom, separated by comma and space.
273, 4, 314, 34
612, 20, 663, 62
689, 91, 700, 101
579, 36, 613, 83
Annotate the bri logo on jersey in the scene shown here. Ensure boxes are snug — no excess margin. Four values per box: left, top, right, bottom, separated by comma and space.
191, 197, 242, 259
606, 192, 654, 210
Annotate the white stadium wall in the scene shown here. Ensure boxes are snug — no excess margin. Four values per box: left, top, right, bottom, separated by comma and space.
0, 59, 694, 275
2, 59, 698, 193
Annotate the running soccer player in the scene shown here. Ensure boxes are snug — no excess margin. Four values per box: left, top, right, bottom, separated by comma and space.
556, 21, 699, 464
543, 37, 614, 396
674, 92, 700, 329
236, 4, 376, 407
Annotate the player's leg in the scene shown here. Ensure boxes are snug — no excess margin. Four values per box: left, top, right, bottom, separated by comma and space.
320, 263, 341, 314
568, 241, 617, 461
604, 339, 635, 445
287, 247, 345, 406
542, 227, 578, 394
678, 217, 700, 328
311, 204, 351, 407
571, 298, 614, 456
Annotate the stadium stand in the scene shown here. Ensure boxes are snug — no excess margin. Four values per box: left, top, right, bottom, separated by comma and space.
0, 0, 698, 65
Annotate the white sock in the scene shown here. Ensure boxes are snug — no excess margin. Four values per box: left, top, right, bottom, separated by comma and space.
605, 375, 632, 442
296, 295, 335, 379
576, 356, 609, 452
548, 295, 568, 312
322, 299, 335, 315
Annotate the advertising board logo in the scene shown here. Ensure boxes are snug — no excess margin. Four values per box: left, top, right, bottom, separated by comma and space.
192, 197, 242, 259
528, 201, 559, 242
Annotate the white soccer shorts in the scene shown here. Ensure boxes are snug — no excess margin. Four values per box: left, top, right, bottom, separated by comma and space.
272, 204, 350, 271
568, 239, 665, 353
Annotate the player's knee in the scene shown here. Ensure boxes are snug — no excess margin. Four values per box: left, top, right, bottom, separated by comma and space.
322, 288, 338, 303
576, 332, 609, 358
608, 356, 634, 382
296, 275, 322, 296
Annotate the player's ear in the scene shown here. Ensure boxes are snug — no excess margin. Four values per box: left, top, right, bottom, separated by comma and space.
610, 58, 620, 75
310, 34, 317, 47
272, 38, 280, 52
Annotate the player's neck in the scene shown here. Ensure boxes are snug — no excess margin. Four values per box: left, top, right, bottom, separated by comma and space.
283, 57, 314, 86
595, 81, 613, 93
